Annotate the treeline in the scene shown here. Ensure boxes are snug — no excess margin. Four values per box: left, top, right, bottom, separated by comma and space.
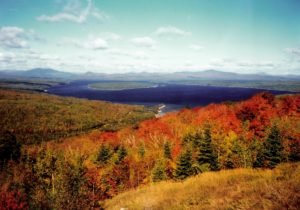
0, 92, 300, 209
0, 89, 156, 145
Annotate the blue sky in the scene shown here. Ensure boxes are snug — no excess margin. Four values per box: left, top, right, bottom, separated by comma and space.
0, 0, 300, 74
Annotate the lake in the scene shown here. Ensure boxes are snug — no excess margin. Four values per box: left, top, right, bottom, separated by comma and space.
47, 80, 292, 113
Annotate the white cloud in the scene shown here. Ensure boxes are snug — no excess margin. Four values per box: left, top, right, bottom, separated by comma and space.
108, 49, 148, 59
285, 47, 300, 57
0, 27, 28, 48
189, 44, 204, 51
154, 26, 191, 36
102, 32, 121, 41
0, 52, 15, 62
131, 37, 156, 48
62, 37, 108, 50
37, 0, 108, 23
74, 38, 107, 50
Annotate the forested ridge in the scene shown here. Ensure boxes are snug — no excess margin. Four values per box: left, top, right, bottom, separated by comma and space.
0, 89, 156, 144
0, 91, 299, 209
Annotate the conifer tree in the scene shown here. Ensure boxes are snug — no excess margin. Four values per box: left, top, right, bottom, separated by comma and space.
138, 144, 145, 158
117, 146, 127, 162
197, 127, 219, 171
152, 160, 166, 182
163, 142, 172, 159
263, 125, 283, 168
97, 145, 111, 164
174, 149, 193, 180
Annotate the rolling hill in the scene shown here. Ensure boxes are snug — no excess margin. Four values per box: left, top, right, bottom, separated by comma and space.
0, 89, 156, 144
104, 162, 300, 210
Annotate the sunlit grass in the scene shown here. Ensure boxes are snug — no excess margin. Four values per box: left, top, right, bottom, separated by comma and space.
105, 162, 300, 210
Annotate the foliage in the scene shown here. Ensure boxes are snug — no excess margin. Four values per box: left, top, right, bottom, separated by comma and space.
163, 142, 172, 160
174, 149, 193, 180
97, 145, 112, 164
152, 160, 167, 182
257, 125, 284, 168
0, 89, 155, 144
0, 92, 300, 208
197, 127, 219, 171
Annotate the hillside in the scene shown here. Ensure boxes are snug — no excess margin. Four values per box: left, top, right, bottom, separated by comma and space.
105, 162, 300, 210
0, 89, 156, 144
0, 92, 299, 209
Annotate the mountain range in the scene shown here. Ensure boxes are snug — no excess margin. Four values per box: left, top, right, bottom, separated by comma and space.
1, 68, 300, 82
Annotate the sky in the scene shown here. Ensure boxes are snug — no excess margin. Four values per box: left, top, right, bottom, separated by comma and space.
0, 0, 300, 75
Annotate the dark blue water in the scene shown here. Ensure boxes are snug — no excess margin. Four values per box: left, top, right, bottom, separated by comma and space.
47, 80, 292, 113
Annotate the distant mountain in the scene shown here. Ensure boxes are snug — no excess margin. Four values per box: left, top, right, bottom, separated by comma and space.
78, 69, 300, 82
1, 68, 300, 82
0, 68, 76, 80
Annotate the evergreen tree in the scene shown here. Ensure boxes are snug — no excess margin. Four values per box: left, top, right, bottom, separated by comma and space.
174, 149, 193, 180
197, 127, 219, 171
138, 144, 145, 158
97, 145, 111, 164
117, 146, 127, 162
163, 142, 172, 159
253, 148, 265, 168
263, 125, 283, 168
152, 160, 166, 182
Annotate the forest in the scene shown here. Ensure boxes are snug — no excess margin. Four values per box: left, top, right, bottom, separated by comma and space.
0, 90, 299, 209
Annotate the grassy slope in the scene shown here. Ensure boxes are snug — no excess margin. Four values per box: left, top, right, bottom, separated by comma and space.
105, 163, 300, 210
0, 89, 156, 144
0, 79, 65, 92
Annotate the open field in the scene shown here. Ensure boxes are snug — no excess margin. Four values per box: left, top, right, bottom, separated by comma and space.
105, 162, 300, 210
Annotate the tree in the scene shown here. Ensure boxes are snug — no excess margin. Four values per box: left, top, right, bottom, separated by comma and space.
263, 125, 283, 168
163, 142, 172, 159
174, 149, 193, 180
117, 146, 127, 162
197, 127, 219, 171
97, 145, 111, 164
152, 160, 166, 182
138, 144, 145, 158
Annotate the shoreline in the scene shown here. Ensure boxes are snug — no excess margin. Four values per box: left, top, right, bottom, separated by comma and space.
155, 104, 166, 118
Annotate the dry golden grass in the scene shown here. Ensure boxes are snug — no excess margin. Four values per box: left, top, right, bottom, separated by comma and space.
104, 163, 300, 210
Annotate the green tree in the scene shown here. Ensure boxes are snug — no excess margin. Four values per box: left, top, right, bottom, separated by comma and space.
97, 145, 111, 164
138, 144, 145, 158
163, 142, 172, 159
174, 149, 193, 180
152, 160, 167, 182
197, 127, 219, 171
263, 125, 283, 168
254, 125, 284, 168
117, 146, 127, 162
